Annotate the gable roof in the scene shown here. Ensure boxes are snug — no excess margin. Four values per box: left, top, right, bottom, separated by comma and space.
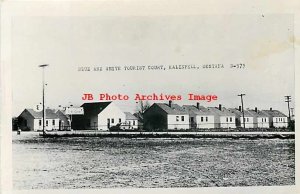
153, 103, 188, 115
20, 109, 59, 119
208, 107, 235, 117
55, 109, 70, 119
262, 110, 287, 117
228, 108, 257, 117
247, 110, 268, 117
125, 112, 138, 120
81, 101, 112, 115
182, 105, 214, 115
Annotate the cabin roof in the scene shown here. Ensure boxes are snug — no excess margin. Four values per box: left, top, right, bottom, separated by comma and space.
228, 108, 258, 117
262, 110, 287, 117
208, 107, 235, 116
125, 112, 138, 120
81, 101, 112, 115
153, 103, 188, 115
182, 105, 214, 115
20, 109, 59, 119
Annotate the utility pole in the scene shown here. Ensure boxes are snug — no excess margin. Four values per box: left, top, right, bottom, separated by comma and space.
69, 104, 73, 130
290, 107, 294, 119
238, 94, 246, 129
285, 96, 291, 123
39, 64, 49, 136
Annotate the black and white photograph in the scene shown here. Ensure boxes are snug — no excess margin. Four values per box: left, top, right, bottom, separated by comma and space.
0, 1, 299, 194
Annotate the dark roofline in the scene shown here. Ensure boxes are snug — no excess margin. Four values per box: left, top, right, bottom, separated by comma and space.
143, 103, 169, 115
19, 109, 35, 119
144, 103, 188, 115
81, 101, 112, 106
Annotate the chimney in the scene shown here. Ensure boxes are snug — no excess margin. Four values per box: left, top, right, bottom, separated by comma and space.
169, 100, 172, 107
255, 107, 258, 113
196, 102, 200, 110
239, 106, 241, 111
218, 104, 222, 111
270, 107, 272, 111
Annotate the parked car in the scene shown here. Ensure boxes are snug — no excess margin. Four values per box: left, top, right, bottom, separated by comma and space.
109, 123, 123, 131
109, 122, 135, 131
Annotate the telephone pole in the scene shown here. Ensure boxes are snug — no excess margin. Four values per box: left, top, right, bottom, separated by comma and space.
290, 107, 294, 119
238, 94, 246, 129
39, 64, 49, 136
285, 96, 291, 123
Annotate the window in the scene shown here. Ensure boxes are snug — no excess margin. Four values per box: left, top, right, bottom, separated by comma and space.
247, 118, 249, 122
226, 117, 228, 122
181, 116, 184, 121
206, 117, 208, 122
201, 117, 203, 122
191, 117, 194, 122
52, 120, 55, 125
39, 120, 42, 126
46, 120, 48, 126
229, 117, 232, 122
265, 118, 267, 122
107, 118, 110, 123
119, 118, 121, 123
176, 116, 179, 121
133, 121, 135, 125
112, 118, 114, 123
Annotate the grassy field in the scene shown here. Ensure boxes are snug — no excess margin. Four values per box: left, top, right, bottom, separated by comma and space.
13, 132, 295, 189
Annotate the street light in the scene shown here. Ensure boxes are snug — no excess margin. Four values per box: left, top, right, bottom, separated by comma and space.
39, 64, 49, 136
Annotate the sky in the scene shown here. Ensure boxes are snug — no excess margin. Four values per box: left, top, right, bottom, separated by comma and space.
11, 14, 294, 116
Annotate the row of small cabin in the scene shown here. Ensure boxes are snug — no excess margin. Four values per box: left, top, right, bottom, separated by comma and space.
18, 101, 288, 131
143, 101, 288, 130
18, 102, 139, 131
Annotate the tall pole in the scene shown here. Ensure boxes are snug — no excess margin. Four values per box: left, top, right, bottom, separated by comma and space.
238, 94, 246, 129
70, 106, 73, 130
285, 96, 291, 123
39, 64, 49, 136
290, 108, 294, 119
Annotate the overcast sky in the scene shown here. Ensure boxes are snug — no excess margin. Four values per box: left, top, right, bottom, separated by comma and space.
11, 14, 294, 116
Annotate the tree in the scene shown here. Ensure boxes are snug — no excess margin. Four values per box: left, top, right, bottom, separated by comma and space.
135, 100, 150, 114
